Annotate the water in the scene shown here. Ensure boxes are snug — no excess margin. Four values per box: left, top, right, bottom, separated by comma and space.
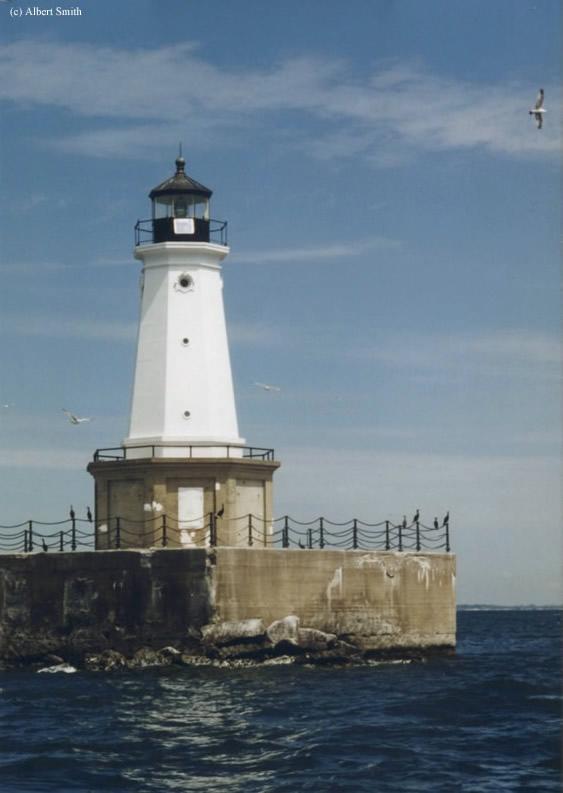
0, 610, 560, 792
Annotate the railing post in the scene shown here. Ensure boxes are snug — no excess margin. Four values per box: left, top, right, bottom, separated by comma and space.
307, 528, 313, 549
209, 512, 216, 547
71, 515, 76, 551
23, 528, 28, 553
248, 514, 253, 547
352, 519, 358, 550
416, 520, 421, 552
162, 514, 167, 547
28, 520, 33, 552
282, 516, 289, 548
445, 522, 450, 553
319, 517, 325, 549
59, 531, 64, 552
115, 517, 121, 550
94, 521, 98, 550
398, 522, 403, 552
385, 520, 390, 551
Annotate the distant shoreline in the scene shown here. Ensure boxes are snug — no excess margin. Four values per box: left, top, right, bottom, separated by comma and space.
458, 604, 562, 611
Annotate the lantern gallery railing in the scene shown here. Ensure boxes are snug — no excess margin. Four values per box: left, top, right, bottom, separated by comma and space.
0, 515, 451, 554
92, 445, 276, 462
134, 218, 228, 247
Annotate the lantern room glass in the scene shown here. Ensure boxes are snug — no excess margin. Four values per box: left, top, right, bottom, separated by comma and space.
152, 195, 210, 221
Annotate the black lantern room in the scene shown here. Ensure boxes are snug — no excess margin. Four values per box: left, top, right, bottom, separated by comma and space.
143, 156, 217, 244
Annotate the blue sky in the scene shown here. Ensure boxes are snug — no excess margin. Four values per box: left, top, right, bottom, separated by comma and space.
0, 0, 560, 604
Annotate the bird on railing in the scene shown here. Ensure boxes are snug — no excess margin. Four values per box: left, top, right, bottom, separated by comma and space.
298, 540, 306, 549
216, 505, 224, 518
41, 538, 48, 552
442, 511, 450, 527
413, 509, 420, 524
87, 507, 93, 522
69, 505, 75, 521
402, 515, 407, 529
433, 517, 439, 530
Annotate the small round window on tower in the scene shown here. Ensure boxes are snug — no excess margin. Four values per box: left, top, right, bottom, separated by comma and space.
175, 273, 194, 293
181, 337, 190, 346
183, 410, 191, 419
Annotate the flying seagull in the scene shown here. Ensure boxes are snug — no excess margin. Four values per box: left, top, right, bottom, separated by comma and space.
529, 88, 545, 129
253, 382, 281, 392
62, 409, 91, 425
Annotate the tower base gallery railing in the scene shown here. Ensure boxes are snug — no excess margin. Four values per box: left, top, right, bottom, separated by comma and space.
0, 515, 451, 554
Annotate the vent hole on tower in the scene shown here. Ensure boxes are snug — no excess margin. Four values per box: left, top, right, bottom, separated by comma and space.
183, 410, 191, 419
181, 337, 190, 346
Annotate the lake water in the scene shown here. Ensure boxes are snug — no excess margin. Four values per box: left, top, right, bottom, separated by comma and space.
0, 609, 560, 792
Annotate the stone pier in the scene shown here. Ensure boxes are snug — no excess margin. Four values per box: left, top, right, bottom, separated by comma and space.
0, 548, 455, 666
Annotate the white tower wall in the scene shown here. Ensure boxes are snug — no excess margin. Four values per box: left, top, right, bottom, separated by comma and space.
125, 242, 244, 456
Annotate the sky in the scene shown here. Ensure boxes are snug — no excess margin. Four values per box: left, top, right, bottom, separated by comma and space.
0, 0, 560, 605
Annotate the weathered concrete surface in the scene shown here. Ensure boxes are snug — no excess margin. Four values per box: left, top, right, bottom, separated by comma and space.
0, 548, 455, 666
0, 549, 211, 664
213, 548, 456, 651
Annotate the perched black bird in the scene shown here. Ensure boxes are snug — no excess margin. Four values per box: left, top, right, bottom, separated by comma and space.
433, 517, 439, 530
69, 505, 75, 521
41, 538, 49, 552
298, 540, 306, 549
413, 509, 420, 524
402, 515, 407, 529
87, 506, 93, 522
442, 511, 450, 527
216, 505, 224, 518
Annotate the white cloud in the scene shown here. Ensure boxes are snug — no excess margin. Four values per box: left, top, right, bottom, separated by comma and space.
356, 328, 560, 381
0, 447, 87, 470
231, 237, 400, 265
229, 322, 280, 347
2, 314, 136, 342
0, 41, 557, 163
0, 261, 70, 274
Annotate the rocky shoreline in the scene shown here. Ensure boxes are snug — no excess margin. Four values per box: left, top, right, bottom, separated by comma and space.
0, 615, 442, 672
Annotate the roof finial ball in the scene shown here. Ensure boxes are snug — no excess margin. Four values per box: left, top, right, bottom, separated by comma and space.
146, 149, 214, 243
176, 142, 186, 174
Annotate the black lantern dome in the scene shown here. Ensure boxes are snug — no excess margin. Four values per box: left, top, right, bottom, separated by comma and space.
141, 155, 223, 245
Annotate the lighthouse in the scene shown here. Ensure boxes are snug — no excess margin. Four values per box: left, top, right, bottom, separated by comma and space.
88, 155, 280, 549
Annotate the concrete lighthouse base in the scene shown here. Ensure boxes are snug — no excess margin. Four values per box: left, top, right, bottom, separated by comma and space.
87, 456, 280, 549
0, 547, 456, 669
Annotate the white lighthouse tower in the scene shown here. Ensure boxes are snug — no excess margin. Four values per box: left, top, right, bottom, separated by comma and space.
126, 155, 243, 454
88, 155, 279, 549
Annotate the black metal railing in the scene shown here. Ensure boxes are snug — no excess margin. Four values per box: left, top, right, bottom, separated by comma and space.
135, 218, 228, 247
0, 514, 451, 554
92, 444, 275, 462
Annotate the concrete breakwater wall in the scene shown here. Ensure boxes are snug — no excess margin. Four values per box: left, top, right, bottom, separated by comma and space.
0, 548, 456, 668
